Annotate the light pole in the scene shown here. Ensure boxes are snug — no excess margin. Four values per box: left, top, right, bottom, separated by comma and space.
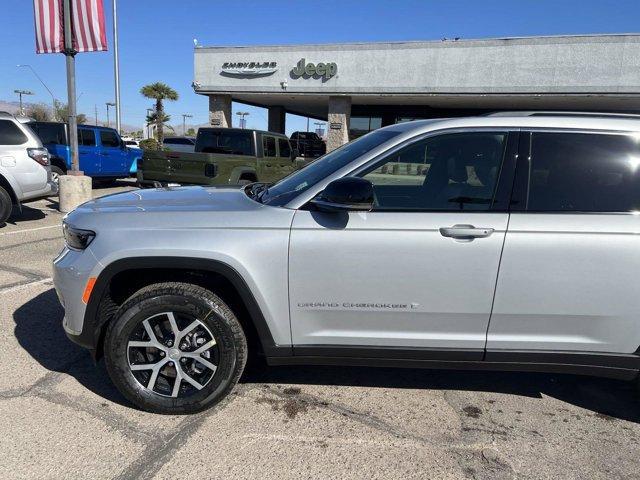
236, 111, 249, 129
14, 89, 34, 115
112, 0, 121, 133
182, 114, 193, 135
146, 108, 154, 139
106, 102, 115, 128
17, 64, 56, 110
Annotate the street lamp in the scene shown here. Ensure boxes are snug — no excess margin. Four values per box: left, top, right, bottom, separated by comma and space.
14, 89, 34, 115
106, 102, 116, 128
17, 64, 56, 109
182, 113, 193, 135
236, 111, 249, 129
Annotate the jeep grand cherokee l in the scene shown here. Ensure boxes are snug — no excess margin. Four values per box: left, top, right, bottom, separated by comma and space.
54, 113, 640, 414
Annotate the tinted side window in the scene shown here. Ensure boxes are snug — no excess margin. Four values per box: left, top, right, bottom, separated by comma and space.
359, 132, 507, 211
524, 132, 640, 212
79, 128, 96, 146
0, 120, 28, 145
32, 122, 66, 144
163, 138, 178, 144
100, 129, 120, 147
263, 136, 277, 157
195, 130, 254, 155
278, 138, 291, 158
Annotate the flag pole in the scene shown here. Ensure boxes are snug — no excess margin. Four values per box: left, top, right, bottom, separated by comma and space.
62, 0, 80, 173
112, 0, 121, 134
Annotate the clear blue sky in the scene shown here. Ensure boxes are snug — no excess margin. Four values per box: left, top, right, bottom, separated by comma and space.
1, 0, 639, 134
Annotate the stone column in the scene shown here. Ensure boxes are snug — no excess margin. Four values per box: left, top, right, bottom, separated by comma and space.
268, 106, 286, 134
208, 94, 232, 127
326, 96, 351, 152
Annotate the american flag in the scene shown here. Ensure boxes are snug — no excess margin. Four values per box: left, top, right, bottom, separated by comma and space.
33, 0, 107, 54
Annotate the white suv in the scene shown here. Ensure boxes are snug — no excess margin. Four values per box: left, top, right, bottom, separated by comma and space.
0, 112, 57, 225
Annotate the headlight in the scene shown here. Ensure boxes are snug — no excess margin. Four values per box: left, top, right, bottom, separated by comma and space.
63, 223, 95, 250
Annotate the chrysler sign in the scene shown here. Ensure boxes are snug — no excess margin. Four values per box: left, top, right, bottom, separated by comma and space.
221, 61, 278, 76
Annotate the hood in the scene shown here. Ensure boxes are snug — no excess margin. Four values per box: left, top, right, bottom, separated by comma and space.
76, 185, 263, 214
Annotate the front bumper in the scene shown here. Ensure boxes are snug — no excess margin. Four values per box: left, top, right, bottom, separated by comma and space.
53, 246, 100, 348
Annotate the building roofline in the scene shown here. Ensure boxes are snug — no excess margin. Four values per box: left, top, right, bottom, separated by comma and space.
195, 33, 640, 51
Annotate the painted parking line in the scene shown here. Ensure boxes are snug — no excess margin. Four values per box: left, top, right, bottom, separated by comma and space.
0, 277, 53, 294
0, 225, 61, 237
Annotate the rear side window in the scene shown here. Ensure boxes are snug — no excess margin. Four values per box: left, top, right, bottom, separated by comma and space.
31, 122, 66, 145
100, 129, 120, 147
0, 120, 28, 145
79, 128, 96, 146
196, 130, 254, 155
278, 138, 291, 158
263, 136, 277, 157
521, 132, 640, 212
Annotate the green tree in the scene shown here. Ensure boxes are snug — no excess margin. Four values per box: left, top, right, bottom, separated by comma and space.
140, 82, 178, 143
25, 103, 51, 121
186, 127, 196, 136
53, 100, 87, 124
139, 138, 160, 150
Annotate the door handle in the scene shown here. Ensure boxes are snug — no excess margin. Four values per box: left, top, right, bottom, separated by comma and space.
439, 224, 494, 240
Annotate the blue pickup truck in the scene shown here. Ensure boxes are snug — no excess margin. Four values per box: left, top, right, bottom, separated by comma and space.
28, 121, 141, 183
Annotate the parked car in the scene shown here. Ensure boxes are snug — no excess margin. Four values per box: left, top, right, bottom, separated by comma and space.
138, 128, 303, 187
290, 131, 326, 158
122, 138, 140, 148
163, 136, 196, 153
54, 112, 640, 414
0, 112, 57, 225
28, 122, 141, 183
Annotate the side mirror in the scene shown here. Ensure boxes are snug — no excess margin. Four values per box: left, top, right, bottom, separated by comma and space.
291, 148, 299, 160
310, 177, 374, 212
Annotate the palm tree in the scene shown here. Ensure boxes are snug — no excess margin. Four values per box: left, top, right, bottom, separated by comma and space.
140, 82, 178, 143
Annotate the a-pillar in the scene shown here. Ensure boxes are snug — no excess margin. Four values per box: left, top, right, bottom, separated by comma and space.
326, 96, 351, 152
208, 94, 232, 127
268, 106, 286, 134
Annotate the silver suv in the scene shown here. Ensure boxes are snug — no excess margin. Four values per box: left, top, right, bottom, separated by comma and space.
53, 113, 640, 414
0, 112, 57, 225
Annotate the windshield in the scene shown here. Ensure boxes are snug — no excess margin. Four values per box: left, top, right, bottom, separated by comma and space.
260, 128, 404, 206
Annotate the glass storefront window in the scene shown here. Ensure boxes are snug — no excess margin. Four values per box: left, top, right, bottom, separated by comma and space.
349, 116, 382, 140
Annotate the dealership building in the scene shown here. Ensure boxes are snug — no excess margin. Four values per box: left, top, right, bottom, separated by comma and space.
193, 34, 640, 151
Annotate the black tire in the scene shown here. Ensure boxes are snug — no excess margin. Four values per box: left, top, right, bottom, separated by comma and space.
50, 165, 65, 185
104, 282, 247, 414
238, 175, 257, 186
0, 186, 12, 226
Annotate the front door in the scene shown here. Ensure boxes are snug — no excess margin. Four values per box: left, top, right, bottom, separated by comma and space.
258, 135, 279, 183
289, 130, 517, 357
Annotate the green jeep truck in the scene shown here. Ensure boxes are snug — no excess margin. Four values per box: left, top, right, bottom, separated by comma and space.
138, 128, 306, 187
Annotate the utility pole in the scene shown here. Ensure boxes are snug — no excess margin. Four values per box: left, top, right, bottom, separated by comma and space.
95, 104, 99, 126
62, 0, 79, 173
14, 90, 34, 115
106, 102, 115, 127
182, 113, 193, 135
306, 117, 310, 132
112, 0, 121, 133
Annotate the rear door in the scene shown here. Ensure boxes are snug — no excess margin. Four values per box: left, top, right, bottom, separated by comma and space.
277, 137, 296, 177
488, 130, 640, 357
259, 134, 280, 182
98, 128, 126, 176
77, 127, 100, 174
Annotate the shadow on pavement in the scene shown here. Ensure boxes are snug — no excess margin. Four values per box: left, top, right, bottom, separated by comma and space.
13, 288, 640, 421
8, 204, 46, 224
13, 288, 130, 408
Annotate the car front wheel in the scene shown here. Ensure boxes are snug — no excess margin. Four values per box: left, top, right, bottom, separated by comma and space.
104, 282, 247, 414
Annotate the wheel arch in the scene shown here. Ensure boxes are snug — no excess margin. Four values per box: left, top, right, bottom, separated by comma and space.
0, 173, 18, 205
229, 167, 257, 184
83, 257, 285, 360
50, 156, 68, 172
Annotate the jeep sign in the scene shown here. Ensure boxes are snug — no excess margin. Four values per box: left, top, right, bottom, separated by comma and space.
292, 58, 337, 79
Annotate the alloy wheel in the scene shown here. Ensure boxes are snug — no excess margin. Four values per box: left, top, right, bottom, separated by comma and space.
127, 311, 219, 398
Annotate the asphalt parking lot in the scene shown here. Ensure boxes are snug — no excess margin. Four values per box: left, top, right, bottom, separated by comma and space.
1, 181, 639, 479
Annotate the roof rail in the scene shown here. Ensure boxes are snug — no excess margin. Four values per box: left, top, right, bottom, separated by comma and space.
485, 111, 640, 119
